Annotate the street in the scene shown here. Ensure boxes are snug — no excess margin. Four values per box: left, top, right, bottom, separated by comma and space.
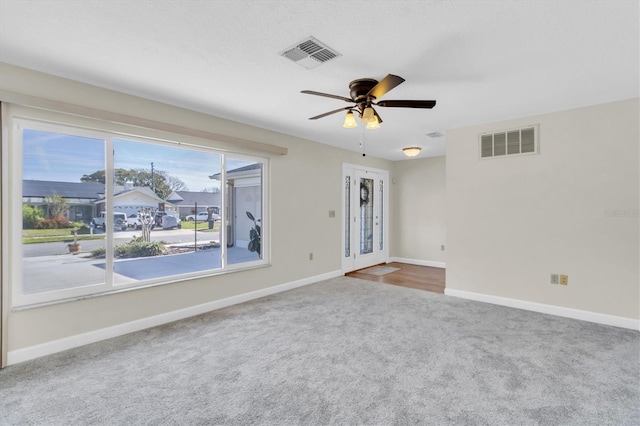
23, 228, 221, 257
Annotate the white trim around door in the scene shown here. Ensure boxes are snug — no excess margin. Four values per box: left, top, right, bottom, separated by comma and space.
342, 163, 389, 273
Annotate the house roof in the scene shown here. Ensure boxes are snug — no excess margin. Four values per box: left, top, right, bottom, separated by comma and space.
23, 180, 174, 207
113, 186, 165, 203
166, 191, 184, 202
23, 180, 104, 199
209, 163, 261, 180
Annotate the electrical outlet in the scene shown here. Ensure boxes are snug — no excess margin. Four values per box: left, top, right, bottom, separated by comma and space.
550, 274, 559, 284
309, 252, 313, 261
559, 274, 568, 285
328, 210, 335, 218
441, 245, 445, 251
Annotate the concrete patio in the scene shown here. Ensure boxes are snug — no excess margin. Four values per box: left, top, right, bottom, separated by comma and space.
22, 245, 261, 295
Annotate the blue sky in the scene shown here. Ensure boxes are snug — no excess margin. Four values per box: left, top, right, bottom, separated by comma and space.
22, 129, 252, 192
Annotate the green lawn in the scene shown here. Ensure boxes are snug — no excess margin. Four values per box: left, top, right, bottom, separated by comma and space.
23, 228, 76, 237
22, 221, 220, 244
181, 221, 221, 232
23, 228, 105, 244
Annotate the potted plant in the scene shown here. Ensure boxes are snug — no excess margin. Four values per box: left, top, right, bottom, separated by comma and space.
68, 227, 81, 254
246, 211, 261, 256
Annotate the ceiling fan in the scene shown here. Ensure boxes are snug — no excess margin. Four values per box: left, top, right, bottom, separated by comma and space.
301, 74, 436, 129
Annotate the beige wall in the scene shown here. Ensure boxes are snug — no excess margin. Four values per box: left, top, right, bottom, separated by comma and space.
0, 62, 392, 351
3, 60, 636, 358
390, 156, 446, 264
446, 98, 639, 319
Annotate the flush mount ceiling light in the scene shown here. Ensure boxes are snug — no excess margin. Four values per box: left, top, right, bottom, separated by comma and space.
403, 147, 422, 157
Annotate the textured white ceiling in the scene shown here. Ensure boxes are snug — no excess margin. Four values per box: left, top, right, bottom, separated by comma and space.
0, 0, 638, 160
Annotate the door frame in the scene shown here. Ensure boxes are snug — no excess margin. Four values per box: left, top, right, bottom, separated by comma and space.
1, 102, 6, 368
341, 163, 389, 273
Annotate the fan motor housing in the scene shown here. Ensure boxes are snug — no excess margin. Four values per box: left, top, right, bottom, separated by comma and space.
349, 78, 378, 102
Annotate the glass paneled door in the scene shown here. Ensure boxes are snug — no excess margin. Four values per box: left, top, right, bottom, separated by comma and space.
342, 164, 389, 272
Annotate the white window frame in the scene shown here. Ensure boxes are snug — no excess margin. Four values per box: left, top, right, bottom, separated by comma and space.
5, 107, 269, 308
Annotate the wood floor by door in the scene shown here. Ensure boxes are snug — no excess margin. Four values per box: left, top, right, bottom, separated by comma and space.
346, 262, 445, 294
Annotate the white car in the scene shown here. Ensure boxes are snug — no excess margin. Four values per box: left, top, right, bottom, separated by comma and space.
127, 213, 154, 230
185, 211, 220, 221
93, 212, 128, 231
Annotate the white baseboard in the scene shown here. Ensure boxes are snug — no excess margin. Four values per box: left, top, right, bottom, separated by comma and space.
7, 270, 343, 366
389, 257, 446, 269
445, 288, 639, 331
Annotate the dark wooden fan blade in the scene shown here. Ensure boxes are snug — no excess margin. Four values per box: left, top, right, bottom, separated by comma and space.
366, 74, 405, 99
376, 100, 437, 109
301, 90, 354, 103
309, 106, 353, 120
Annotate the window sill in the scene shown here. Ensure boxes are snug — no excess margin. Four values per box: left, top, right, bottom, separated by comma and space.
11, 261, 271, 311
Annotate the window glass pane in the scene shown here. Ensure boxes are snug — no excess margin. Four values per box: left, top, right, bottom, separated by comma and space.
16, 118, 267, 306
112, 139, 223, 284
345, 175, 351, 258
379, 179, 384, 251
222, 158, 263, 265
21, 129, 106, 294
360, 178, 374, 255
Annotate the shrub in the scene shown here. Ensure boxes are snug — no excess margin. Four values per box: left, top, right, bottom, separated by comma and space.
91, 236, 166, 259
44, 194, 67, 218
120, 239, 166, 258
90, 247, 106, 258
36, 215, 71, 229
22, 204, 45, 229
71, 221, 91, 234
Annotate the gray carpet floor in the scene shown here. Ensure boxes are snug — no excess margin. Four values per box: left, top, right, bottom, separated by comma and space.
1, 276, 638, 425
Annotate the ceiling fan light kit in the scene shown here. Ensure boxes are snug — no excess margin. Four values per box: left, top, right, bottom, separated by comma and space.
302, 74, 436, 131
403, 147, 422, 157
365, 117, 380, 130
342, 110, 358, 128
362, 106, 375, 123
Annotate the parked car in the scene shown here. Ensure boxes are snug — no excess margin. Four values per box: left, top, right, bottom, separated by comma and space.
154, 211, 182, 229
92, 212, 128, 231
127, 213, 155, 230
185, 211, 220, 221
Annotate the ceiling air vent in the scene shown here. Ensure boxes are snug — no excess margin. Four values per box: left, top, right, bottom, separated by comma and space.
479, 125, 539, 159
426, 131, 444, 138
279, 36, 341, 69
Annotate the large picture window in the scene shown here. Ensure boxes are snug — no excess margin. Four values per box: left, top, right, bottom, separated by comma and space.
11, 118, 267, 307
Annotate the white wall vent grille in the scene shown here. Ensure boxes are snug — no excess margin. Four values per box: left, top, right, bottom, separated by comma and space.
426, 131, 444, 138
479, 125, 538, 159
279, 36, 342, 69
